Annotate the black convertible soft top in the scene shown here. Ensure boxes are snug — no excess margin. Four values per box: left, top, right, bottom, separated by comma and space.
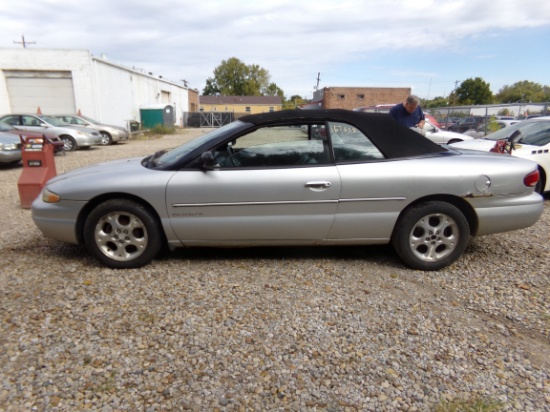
240, 109, 447, 159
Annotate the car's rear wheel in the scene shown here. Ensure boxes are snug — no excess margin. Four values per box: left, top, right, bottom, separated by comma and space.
61, 135, 77, 151
100, 132, 113, 145
83, 199, 163, 269
392, 201, 470, 271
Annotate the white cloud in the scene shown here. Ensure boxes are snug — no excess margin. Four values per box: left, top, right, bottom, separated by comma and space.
1, 0, 549, 98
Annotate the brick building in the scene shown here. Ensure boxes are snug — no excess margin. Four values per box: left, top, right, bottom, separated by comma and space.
303, 87, 411, 110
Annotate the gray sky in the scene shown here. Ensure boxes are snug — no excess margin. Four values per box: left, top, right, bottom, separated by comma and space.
1, 0, 549, 100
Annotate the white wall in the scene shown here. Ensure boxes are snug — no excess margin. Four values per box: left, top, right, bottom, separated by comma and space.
0, 48, 190, 129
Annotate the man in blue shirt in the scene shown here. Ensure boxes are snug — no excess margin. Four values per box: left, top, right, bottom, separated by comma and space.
389, 95, 425, 129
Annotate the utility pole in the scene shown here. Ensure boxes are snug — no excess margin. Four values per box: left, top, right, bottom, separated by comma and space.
453, 80, 460, 106
315, 72, 321, 91
14, 34, 36, 48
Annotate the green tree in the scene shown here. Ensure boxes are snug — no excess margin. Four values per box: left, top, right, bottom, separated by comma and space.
422, 96, 449, 109
202, 57, 272, 96
456, 77, 493, 105
494, 80, 548, 103
264, 82, 285, 98
283, 95, 307, 110
202, 78, 220, 96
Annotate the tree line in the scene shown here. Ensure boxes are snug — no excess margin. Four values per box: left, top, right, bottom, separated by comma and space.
424, 78, 550, 108
202, 58, 550, 109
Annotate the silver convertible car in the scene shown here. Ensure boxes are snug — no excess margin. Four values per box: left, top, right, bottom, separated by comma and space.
32, 110, 544, 270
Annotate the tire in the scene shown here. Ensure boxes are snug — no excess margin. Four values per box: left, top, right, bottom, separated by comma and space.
83, 199, 163, 269
100, 132, 113, 145
392, 201, 470, 271
61, 136, 77, 151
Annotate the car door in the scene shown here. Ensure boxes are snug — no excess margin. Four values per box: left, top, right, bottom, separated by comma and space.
165, 123, 341, 242
327, 121, 406, 241
18, 115, 48, 133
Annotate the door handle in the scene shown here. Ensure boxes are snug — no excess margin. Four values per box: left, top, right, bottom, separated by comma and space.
305, 181, 332, 188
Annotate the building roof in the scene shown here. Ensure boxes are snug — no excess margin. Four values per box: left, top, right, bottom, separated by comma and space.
200, 95, 282, 105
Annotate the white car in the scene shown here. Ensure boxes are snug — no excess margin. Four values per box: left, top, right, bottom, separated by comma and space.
420, 121, 475, 145
451, 117, 550, 194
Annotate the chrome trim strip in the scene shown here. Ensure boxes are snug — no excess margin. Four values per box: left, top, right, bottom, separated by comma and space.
339, 197, 406, 202
171, 200, 339, 208
171, 197, 406, 208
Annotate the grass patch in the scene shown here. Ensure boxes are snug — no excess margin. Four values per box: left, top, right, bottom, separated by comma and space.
146, 125, 175, 136
434, 396, 503, 412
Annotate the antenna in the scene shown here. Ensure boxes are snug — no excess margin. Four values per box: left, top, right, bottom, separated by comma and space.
315, 72, 321, 90
13, 34, 36, 48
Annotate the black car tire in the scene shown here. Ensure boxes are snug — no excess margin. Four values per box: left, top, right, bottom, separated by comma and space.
392, 201, 470, 271
100, 132, 113, 145
83, 199, 163, 269
61, 136, 77, 151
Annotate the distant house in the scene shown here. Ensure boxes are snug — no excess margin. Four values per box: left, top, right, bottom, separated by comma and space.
199, 95, 282, 114
303, 87, 411, 110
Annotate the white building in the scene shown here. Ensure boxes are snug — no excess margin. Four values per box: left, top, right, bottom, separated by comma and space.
0, 48, 197, 129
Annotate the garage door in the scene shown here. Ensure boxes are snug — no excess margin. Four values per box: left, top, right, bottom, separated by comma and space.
5, 71, 76, 114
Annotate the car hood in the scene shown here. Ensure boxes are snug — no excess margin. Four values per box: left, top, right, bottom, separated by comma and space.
44, 156, 176, 202
450, 138, 501, 151
96, 123, 127, 132
49, 157, 145, 184
0, 131, 24, 143
450, 138, 542, 154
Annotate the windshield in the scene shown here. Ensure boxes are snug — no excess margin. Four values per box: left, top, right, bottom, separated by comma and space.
484, 119, 550, 146
80, 115, 100, 124
148, 121, 249, 167
39, 116, 69, 127
0, 121, 15, 132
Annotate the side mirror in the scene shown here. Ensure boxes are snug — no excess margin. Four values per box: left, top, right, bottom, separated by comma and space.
201, 151, 215, 169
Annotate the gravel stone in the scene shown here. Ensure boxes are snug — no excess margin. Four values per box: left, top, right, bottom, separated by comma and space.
1, 128, 549, 411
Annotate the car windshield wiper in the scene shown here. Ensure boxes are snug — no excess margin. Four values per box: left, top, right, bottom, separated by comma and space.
145, 149, 167, 168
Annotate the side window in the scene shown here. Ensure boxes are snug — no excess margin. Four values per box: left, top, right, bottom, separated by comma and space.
2, 115, 20, 126
22, 116, 41, 126
211, 124, 330, 168
328, 122, 385, 162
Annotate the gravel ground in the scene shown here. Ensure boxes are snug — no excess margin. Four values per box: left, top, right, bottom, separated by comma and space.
1, 129, 549, 411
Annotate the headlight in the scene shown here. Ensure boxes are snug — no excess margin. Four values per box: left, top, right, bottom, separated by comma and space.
42, 188, 61, 203
0, 143, 17, 150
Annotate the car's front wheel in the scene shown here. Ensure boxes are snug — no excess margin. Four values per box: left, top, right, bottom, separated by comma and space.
61, 135, 77, 151
100, 132, 113, 145
83, 199, 163, 269
392, 201, 470, 270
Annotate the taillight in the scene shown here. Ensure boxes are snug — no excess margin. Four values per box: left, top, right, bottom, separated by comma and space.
524, 169, 540, 188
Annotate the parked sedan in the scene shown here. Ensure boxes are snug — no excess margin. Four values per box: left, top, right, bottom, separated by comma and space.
0, 130, 22, 165
54, 114, 129, 145
32, 110, 543, 271
451, 117, 550, 194
0, 114, 103, 151
448, 116, 485, 133
0, 120, 64, 153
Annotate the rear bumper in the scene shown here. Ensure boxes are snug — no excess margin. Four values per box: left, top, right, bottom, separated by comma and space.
473, 193, 544, 236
